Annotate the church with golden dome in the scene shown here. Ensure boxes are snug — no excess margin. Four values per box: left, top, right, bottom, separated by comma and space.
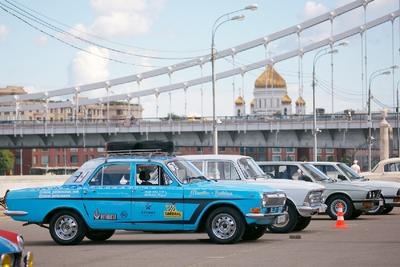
234, 65, 306, 116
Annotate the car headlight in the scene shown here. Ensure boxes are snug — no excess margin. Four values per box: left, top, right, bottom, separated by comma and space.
262, 192, 286, 207
17, 235, 24, 250
303, 190, 323, 207
1, 254, 12, 267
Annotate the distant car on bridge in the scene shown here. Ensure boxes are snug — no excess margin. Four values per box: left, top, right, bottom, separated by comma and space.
1, 141, 287, 245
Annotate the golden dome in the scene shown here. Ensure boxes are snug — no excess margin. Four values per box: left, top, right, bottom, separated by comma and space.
281, 94, 292, 104
255, 65, 287, 89
295, 96, 306, 106
234, 96, 245, 105
250, 99, 255, 106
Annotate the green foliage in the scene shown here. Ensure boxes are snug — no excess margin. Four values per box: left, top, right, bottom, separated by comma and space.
0, 150, 15, 175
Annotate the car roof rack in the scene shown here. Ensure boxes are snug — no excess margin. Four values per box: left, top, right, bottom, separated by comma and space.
104, 141, 175, 159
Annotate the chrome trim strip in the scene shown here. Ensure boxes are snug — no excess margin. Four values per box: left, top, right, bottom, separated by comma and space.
4, 210, 28, 216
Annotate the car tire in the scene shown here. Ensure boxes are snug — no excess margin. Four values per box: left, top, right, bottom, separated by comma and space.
350, 210, 363, 219
381, 206, 394, 215
366, 197, 385, 215
242, 225, 267, 241
267, 204, 298, 233
86, 230, 115, 241
326, 195, 354, 220
293, 216, 312, 232
49, 210, 86, 245
205, 207, 245, 244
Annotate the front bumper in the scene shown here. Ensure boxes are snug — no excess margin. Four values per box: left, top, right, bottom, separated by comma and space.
3, 210, 29, 216
246, 211, 288, 225
353, 199, 381, 211
298, 204, 327, 217
383, 196, 400, 207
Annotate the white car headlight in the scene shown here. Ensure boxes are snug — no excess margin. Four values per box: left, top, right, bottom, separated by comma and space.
262, 192, 286, 207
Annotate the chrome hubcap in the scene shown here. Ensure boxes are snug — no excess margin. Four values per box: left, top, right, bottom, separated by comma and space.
55, 215, 78, 241
211, 213, 237, 240
331, 199, 347, 215
368, 197, 383, 213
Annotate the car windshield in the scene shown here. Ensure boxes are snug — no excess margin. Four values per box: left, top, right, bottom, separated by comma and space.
64, 159, 102, 184
302, 163, 331, 182
337, 163, 363, 180
167, 160, 208, 184
237, 157, 266, 179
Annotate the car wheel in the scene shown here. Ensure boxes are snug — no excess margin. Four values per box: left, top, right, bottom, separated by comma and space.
326, 195, 354, 220
350, 210, 363, 219
86, 230, 115, 241
366, 197, 385, 215
49, 210, 86, 245
205, 207, 245, 244
293, 216, 312, 232
381, 206, 394, 215
242, 225, 267, 241
267, 204, 298, 233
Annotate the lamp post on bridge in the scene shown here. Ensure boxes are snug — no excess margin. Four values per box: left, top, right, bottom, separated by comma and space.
367, 66, 396, 171
211, 4, 258, 155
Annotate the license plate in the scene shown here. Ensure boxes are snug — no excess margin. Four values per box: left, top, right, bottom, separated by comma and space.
379, 199, 384, 206
319, 206, 326, 213
270, 207, 281, 213
363, 202, 373, 209
275, 215, 286, 224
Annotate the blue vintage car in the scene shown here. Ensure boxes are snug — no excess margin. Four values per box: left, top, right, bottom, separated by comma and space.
2, 154, 286, 245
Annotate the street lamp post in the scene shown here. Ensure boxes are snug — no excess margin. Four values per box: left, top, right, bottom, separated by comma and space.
312, 48, 338, 161
397, 80, 400, 157
211, 4, 257, 155
367, 68, 392, 171
311, 41, 348, 161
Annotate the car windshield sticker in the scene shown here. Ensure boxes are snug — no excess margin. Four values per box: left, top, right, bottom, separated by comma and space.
94, 209, 117, 220
164, 203, 183, 218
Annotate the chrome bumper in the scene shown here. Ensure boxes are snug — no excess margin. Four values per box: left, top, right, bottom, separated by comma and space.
246, 211, 288, 221
298, 204, 327, 217
384, 196, 400, 207
353, 199, 380, 211
4, 210, 28, 216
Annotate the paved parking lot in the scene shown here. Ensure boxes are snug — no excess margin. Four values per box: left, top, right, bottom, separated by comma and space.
1, 209, 400, 267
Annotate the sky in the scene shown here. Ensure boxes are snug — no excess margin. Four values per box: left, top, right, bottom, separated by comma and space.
0, 0, 399, 118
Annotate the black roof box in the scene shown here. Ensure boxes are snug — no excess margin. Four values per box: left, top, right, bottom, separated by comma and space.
105, 140, 174, 154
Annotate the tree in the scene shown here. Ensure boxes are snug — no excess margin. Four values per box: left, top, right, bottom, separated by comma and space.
0, 150, 15, 175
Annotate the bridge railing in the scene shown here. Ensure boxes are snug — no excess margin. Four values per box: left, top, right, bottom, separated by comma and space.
0, 112, 395, 135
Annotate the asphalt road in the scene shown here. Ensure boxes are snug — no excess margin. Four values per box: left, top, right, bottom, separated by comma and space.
1, 209, 400, 267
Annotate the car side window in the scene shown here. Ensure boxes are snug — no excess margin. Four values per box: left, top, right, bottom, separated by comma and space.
325, 165, 342, 180
136, 164, 173, 186
205, 161, 240, 180
384, 163, 400, 172
89, 164, 131, 186
191, 161, 203, 172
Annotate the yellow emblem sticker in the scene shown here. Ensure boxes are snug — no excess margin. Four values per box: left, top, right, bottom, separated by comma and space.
164, 203, 183, 218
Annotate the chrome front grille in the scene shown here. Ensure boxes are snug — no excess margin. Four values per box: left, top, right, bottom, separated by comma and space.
366, 190, 381, 199
263, 192, 286, 207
